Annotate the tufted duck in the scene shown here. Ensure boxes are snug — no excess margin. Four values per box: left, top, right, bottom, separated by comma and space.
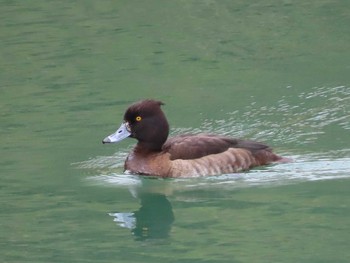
102, 99, 285, 177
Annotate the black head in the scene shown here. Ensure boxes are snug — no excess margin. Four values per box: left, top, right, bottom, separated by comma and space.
124, 99, 169, 151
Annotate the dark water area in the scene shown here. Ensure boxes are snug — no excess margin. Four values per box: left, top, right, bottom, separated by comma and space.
1, 1, 350, 262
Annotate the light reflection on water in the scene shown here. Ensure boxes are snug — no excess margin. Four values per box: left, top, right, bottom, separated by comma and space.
194, 85, 350, 146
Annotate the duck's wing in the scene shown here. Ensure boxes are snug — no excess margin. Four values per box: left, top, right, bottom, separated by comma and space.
162, 134, 272, 160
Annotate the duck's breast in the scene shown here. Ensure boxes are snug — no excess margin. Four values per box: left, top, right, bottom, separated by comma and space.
125, 151, 172, 176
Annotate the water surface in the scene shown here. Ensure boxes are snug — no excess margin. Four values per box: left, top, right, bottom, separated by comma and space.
1, 1, 350, 262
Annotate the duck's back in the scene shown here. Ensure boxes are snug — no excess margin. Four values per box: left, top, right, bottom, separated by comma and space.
162, 134, 282, 177
163, 134, 274, 159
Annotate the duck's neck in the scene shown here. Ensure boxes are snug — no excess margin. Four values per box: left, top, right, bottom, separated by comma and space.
135, 141, 164, 154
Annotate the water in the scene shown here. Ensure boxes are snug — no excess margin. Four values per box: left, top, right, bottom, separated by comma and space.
1, 1, 350, 262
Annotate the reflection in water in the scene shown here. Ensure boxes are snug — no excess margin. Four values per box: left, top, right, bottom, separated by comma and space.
88, 152, 350, 241
82, 85, 350, 240
109, 191, 174, 241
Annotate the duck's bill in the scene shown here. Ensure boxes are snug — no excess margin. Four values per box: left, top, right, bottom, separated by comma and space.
102, 122, 131, 144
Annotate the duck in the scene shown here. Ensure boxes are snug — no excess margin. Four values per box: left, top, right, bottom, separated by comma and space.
102, 99, 285, 178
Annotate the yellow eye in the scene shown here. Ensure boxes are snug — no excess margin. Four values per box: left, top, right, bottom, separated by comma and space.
135, 116, 142, 122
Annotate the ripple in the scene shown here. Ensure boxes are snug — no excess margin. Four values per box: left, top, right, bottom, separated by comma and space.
82, 152, 350, 191
171, 85, 350, 148
78, 85, 350, 189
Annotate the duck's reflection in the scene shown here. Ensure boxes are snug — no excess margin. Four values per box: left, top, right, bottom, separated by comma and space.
109, 190, 174, 241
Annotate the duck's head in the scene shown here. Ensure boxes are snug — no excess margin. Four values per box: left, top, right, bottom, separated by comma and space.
102, 99, 169, 151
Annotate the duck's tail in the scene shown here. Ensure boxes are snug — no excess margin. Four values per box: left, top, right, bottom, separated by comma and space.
253, 149, 293, 166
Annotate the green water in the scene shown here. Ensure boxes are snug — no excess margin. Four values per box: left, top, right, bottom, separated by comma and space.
1, 1, 350, 262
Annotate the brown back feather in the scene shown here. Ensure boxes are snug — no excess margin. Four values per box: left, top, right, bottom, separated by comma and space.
162, 134, 272, 160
